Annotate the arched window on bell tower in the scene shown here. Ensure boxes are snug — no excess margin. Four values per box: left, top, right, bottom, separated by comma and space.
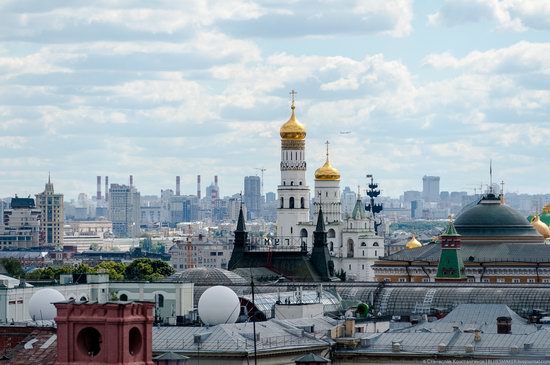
289, 197, 295, 209
300, 197, 305, 208
280, 197, 284, 208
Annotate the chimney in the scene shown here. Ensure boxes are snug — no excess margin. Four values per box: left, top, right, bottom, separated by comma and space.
96, 176, 102, 201
176, 176, 181, 196
344, 317, 355, 337
105, 176, 109, 201
474, 329, 481, 342
497, 316, 512, 334
197, 175, 201, 199
130, 175, 134, 187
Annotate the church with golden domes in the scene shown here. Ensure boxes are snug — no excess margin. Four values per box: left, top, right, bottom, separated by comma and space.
276, 92, 384, 281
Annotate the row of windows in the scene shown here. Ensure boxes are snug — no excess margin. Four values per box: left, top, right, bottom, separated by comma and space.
280, 197, 305, 209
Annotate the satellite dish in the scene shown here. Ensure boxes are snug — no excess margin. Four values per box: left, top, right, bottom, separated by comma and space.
198, 286, 240, 325
28, 288, 65, 321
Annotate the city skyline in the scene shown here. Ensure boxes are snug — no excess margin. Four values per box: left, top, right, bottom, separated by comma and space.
1, 1, 550, 198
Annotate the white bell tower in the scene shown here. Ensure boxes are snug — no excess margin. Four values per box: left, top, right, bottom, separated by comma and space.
276, 90, 310, 245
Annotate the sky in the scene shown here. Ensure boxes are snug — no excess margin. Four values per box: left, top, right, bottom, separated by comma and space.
1, 0, 550, 200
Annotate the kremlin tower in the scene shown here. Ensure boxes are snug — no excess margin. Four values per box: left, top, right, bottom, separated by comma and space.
276, 91, 310, 244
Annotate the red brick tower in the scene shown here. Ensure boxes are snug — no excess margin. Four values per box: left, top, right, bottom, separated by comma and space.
54, 301, 154, 365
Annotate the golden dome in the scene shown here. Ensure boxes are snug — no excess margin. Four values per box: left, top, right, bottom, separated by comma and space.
543, 204, 550, 214
315, 140, 340, 181
315, 160, 341, 181
280, 104, 306, 140
531, 215, 550, 239
406, 235, 422, 249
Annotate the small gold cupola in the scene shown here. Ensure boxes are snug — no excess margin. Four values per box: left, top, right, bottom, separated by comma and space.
406, 235, 422, 249
315, 141, 341, 181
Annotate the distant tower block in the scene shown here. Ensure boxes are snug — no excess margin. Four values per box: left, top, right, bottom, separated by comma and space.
130, 175, 134, 187
176, 176, 181, 196
96, 176, 102, 201
197, 175, 201, 199
105, 176, 109, 202
55, 301, 154, 365
214, 175, 218, 187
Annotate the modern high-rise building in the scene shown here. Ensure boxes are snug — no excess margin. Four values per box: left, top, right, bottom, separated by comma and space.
0, 197, 41, 249
109, 184, 140, 238
35, 176, 64, 247
244, 176, 262, 219
341, 186, 357, 218
422, 175, 440, 203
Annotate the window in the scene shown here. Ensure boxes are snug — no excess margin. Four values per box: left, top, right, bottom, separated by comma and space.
373, 242, 379, 247
512, 278, 520, 283
120, 294, 128, 301
300, 197, 305, 209
527, 278, 536, 283
543, 279, 550, 283
157, 294, 164, 308
497, 278, 505, 283
362, 251, 365, 256
361, 242, 366, 246
349, 264, 352, 270
289, 197, 295, 209
291, 181, 294, 186
362, 264, 365, 270
482, 278, 490, 283
384, 278, 391, 282
422, 278, 430, 283
375, 250, 377, 256
398, 278, 407, 283
280, 197, 284, 208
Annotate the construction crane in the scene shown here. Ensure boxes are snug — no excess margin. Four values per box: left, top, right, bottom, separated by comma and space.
254, 167, 266, 197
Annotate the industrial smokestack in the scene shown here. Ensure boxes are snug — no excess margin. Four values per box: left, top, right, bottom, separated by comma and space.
176, 176, 181, 196
129, 175, 133, 187
96, 176, 102, 201
214, 175, 218, 187
197, 175, 201, 199
105, 176, 109, 201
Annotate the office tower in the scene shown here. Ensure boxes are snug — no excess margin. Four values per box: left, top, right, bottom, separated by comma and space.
244, 176, 262, 219
341, 186, 357, 218
104, 176, 109, 202
266, 192, 276, 203
176, 176, 181, 196
35, 176, 64, 248
403, 190, 422, 208
1, 197, 41, 249
197, 175, 201, 199
129, 175, 134, 187
109, 184, 140, 238
96, 176, 102, 201
422, 175, 440, 203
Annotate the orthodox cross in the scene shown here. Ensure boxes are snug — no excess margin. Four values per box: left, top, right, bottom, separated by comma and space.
325, 140, 330, 160
289, 89, 297, 107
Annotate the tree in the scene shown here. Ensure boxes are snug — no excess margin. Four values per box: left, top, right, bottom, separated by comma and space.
95, 261, 127, 281
125, 258, 175, 281
335, 268, 347, 282
0, 258, 25, 278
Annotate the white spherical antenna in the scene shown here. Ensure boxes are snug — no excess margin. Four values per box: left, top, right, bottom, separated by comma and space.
198, 286, 240, 325
28, 288, 65, 321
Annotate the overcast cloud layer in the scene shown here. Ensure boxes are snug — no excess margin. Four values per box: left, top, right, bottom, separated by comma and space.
1, 0, 549, 200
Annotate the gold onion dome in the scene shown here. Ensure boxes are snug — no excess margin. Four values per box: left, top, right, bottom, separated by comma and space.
406, 235, 422, 249
315, 141, 340, 181
280, 103, 306, 140
531, 215, 550, 239
315, 161, 341, 181
543, 204, 550, 214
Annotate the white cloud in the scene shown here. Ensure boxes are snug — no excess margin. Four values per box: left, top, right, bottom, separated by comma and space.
428, 0, 550, 31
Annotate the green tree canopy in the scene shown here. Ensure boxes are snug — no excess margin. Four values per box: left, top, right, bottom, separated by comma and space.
125, 258, 175, 281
